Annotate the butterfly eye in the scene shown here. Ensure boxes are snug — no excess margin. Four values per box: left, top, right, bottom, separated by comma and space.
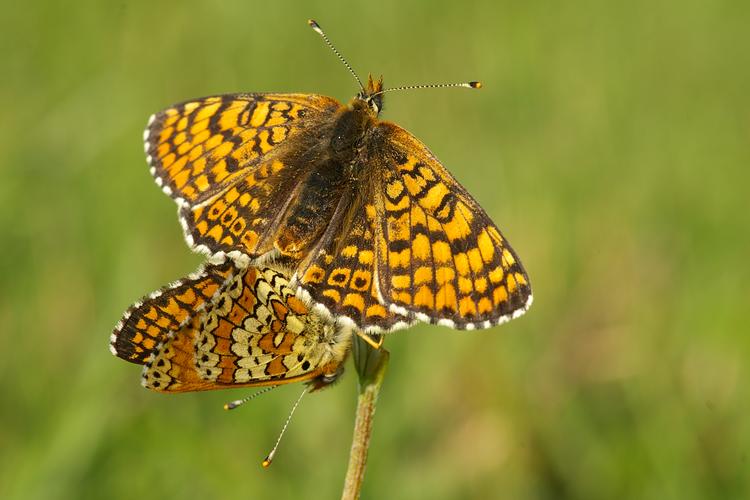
360, 96, 379, 114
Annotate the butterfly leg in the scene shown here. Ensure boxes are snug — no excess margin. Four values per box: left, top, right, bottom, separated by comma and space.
356, 331, 383, 350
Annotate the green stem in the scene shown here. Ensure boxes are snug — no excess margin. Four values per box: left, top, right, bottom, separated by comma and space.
341, 335, 389, 500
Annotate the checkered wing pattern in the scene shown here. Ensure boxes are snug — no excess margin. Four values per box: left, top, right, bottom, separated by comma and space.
144, 93, 339, 206
111, 261, 351, 392
143, 265, 350, 392
178, 156, 318, 260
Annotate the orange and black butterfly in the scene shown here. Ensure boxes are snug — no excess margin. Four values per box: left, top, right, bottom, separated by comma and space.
110, 256, 351, 392
142, 20, 532, 334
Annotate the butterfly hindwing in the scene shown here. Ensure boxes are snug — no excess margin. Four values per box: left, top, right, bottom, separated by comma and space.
145, 93, 340, 206
179, 156, 311, 259
297, 185, 413, 332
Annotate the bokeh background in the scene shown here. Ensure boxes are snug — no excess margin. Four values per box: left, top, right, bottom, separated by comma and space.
2, 1, 748, 499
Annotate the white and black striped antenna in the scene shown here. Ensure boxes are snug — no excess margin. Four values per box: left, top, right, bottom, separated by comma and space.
261, 387, 309, 468
308, 19, 365, 93
371, 81, 482, 97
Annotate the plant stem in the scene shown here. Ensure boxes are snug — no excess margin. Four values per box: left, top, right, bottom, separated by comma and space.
341, 335, 389, 500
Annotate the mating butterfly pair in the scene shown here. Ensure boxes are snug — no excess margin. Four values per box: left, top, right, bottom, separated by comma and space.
110, 20, 532, 392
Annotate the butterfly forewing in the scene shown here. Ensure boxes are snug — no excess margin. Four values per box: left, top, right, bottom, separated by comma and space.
110, 260, 235, 364
372, 122, 532, 328
144, 93, 340, 206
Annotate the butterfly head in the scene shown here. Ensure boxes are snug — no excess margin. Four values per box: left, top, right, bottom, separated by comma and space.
354, 74, 384, 116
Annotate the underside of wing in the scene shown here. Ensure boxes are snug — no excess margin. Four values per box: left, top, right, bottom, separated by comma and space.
110, 259, 235, 364
140, 263, 352, 392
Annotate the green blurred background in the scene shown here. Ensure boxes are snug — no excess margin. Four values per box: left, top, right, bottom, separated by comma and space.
2, 1, 748, 499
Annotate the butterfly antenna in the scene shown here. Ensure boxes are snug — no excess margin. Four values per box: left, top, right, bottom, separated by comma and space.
371, 81, 482, 98
308, 19, 365, 93
224, 385, 278, 411
261, 386, 309, 468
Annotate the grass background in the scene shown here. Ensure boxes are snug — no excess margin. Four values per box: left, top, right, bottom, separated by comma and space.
1, 1, 748, 499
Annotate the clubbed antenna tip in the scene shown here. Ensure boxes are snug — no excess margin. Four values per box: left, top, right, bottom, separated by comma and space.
308, 19, 321, 32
